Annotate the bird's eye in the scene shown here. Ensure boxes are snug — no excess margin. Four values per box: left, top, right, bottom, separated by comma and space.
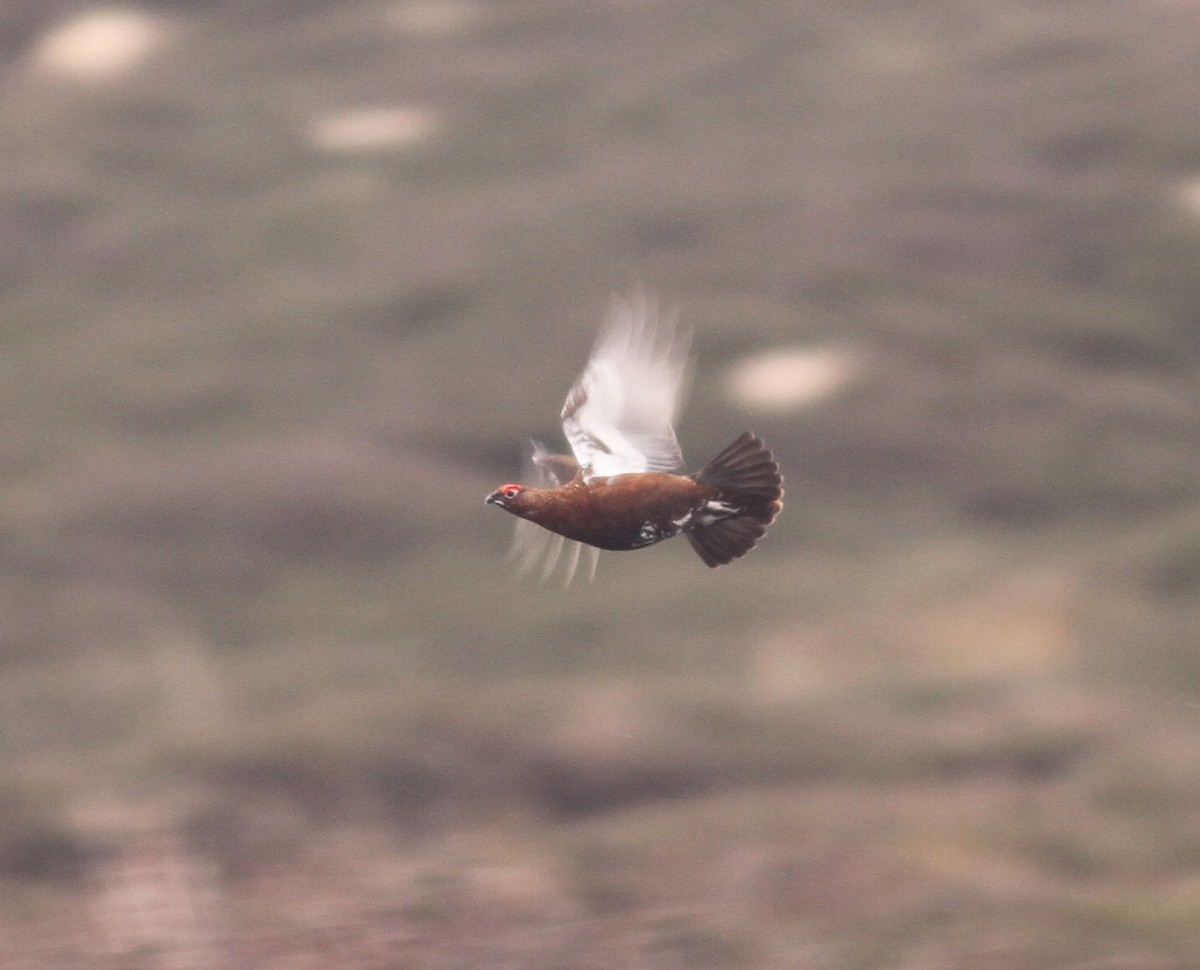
502, 485, 523, 499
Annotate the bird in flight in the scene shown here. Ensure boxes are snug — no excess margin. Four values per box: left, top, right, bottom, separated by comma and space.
486, 293, 783, 584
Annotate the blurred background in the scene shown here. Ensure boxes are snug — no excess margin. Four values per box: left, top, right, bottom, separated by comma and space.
2, 1, 1200, 967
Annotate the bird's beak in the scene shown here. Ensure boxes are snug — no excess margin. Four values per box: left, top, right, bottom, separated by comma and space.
484, 491, 501, 506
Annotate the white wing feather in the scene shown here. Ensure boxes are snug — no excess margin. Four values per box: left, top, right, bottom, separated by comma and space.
560, 293, 690, 480
509, 520, 599, 586
506, 439, 600, 585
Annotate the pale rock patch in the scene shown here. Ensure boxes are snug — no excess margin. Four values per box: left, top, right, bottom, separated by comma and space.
390, 0, 484, 36
307, 106, 440, 154
32, 8, 165, 81
724, 346, 859, 414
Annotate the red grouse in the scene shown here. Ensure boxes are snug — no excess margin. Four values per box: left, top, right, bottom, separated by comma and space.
486, 293, 783, 583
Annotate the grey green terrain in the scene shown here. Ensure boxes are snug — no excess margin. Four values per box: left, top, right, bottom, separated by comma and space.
3, 1, 1200, 966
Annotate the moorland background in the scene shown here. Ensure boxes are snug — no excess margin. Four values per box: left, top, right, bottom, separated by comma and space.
3, 1, 1200, 967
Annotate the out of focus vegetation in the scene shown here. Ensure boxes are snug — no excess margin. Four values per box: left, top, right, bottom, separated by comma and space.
2, 1, 1200, 967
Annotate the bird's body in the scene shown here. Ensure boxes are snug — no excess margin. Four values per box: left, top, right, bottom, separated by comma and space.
486, 294, 783, 582
496, 472, 711, 552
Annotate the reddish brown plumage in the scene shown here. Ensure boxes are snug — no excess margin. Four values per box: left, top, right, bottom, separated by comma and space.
486, 432, 783, 566
488, 472, 709, 551
486, 294, 783, 579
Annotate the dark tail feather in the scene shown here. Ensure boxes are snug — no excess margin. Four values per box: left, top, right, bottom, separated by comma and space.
686, 516, 772, 568
686, 432, 783, 567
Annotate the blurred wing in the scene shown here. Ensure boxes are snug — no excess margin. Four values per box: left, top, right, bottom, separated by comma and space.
507, 440, 600, 585
509, 521, 599, 586
560, 292, 690, 480
530, 441, 580, 486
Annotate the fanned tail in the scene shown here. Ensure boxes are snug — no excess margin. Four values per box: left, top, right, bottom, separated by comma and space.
685, 432, 783, 567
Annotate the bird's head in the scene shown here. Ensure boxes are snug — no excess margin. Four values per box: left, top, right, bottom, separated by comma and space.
485, 483, 532, 515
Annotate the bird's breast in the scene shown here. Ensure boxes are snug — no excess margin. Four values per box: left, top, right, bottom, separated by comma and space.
530, 473, 712, 551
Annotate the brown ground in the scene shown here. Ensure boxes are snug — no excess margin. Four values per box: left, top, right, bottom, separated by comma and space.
2, 1, 1200, 966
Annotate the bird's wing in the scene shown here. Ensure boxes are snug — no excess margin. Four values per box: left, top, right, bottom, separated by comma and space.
529, 441, 580, 486
509, 520, 599, 586
560, 292, 691, 479
507, 440, 599, 585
